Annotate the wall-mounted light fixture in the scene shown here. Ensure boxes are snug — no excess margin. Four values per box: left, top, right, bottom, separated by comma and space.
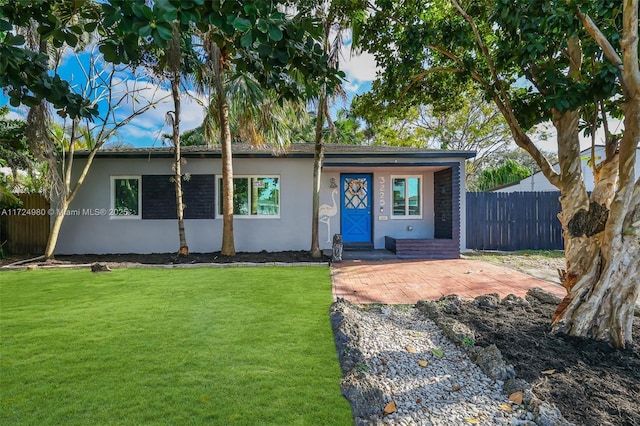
329, 178, 338, 188
407, 226, 413, 231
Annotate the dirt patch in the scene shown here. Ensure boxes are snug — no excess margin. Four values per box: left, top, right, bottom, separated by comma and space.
431, 292, 640, 426
463, 251, 565, 282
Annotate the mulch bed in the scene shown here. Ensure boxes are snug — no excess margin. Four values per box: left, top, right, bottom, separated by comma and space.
0, 251, 329, 267
436, 293, 640, 426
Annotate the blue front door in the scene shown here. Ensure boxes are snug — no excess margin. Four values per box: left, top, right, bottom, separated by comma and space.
341, 174, 372, 243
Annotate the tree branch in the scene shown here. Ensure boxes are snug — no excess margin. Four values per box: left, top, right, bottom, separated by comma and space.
449, 0, 560, 187
575, 7, 631, 96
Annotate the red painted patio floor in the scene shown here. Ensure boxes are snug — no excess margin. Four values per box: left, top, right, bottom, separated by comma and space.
331, 259, 567, 304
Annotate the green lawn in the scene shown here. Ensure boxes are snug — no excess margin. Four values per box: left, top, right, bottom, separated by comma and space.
0, 267, 352, 425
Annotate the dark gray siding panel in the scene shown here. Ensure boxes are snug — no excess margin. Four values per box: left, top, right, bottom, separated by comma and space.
434, 168, 453, 239
142, 175, 215, 219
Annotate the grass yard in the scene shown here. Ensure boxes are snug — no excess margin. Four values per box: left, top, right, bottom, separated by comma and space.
0, 266, 352, 425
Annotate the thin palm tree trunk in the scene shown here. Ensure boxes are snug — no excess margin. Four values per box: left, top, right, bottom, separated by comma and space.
214, 46, 235, 256
310, 94, 326, 258
171, 74, 189, 256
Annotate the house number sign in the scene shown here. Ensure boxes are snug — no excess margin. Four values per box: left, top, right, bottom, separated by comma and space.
379, 176, 386, 207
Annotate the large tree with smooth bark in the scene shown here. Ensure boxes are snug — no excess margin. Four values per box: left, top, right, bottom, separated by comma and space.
351, 0, 638, 347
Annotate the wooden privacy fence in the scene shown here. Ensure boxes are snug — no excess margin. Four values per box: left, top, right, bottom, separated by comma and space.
466, 192, 564, 251
1, 194, 50, 255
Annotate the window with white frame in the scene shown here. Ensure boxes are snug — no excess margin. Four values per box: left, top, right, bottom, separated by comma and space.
391, 176, 421, 218
110, 176, 141, 218
218, 176, 280, 217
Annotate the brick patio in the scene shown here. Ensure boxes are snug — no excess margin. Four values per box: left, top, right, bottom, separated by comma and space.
331, 259, 567, 304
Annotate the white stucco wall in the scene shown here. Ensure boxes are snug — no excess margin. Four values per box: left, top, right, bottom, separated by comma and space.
55, 154, 471, 254
55, 157, 315, 254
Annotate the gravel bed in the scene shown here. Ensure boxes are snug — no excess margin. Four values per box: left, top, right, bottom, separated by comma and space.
332, 300, 539, 425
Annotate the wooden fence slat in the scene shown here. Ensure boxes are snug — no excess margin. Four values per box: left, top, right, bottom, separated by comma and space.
1, 194, 50, 255
466, 191, 564, 251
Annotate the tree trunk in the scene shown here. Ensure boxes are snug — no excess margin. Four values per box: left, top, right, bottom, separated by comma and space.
551, 0, 640, 348
552, 108, 597, 291
310, 95, 326, 258
44, 201, 68, 259
552, 102, 640, 348
548, 107, 636, 348
170, 75, 188, 256
214, 46, 235, 256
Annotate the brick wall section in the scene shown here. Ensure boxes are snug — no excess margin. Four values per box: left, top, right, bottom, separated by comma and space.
384, 236, 459, 258
142, 174, 215, 219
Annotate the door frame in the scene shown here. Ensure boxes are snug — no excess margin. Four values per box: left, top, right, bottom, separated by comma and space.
340, 173, 373, 245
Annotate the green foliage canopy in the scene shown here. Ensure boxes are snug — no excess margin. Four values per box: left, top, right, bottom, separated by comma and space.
99, 0, 343, 101
0, 0, 100, 119
474, 159, 532, 191
349, 0, 622, 132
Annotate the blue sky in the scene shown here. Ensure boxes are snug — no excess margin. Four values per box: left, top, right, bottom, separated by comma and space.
2, 40, 378, 148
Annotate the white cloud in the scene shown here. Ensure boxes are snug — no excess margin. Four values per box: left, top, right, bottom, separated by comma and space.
337, 29, 379, 94
339, 49, 378, 92
343, 79, 363, 94
340, 50, 378, 84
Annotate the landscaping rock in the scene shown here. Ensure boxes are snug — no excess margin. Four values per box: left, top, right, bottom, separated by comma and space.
534, 401, 576, 426
503, 378, 532, 395
526, 287, 562, 305
472, 344, 516, 381
415, 299, 439, 318
439, 294, 463, 314
474, 293, 500, 309
330, 298, 365, 374
501, 294, 530, 309
416, 299, 475, 346
91, 263, 111, 272
341, 370, 386, 422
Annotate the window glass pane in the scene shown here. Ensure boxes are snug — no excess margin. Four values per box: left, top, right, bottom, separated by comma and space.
233, 178, 249, 215
344, 178, 368, 210
252, 177, 279, 215
392, 178, 406, 216
408, 177, 420, 216
114, 178, 139, 216
218, 178, 249, 215
219, 176, 280, 217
